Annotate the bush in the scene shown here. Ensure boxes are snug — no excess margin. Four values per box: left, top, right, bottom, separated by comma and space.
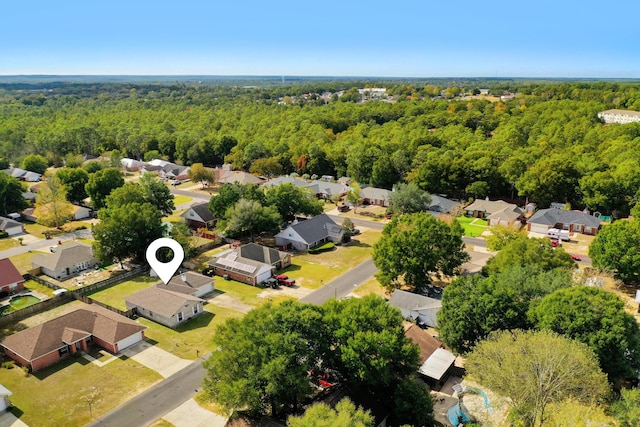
0, 231, 8, 239
1, 361, 14, 369
308, 241, 335, 254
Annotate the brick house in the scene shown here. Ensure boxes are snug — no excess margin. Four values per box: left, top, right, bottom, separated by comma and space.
1, 304, 146, 372
0, 259, 24, 297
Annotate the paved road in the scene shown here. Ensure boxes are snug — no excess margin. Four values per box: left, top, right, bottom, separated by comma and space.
299, 259, 378, 305
0, 228, 93, 259
87, 356, 207, 427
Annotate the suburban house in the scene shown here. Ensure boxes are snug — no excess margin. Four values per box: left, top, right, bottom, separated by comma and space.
180, 202, 216, 229
0, 216, 23, 236
1, 168, 42, 182
21, 203, 91, 223
208, 246, 277, 285
261, 176, 310, 189
22, 191, 37, 203
306, 180, 349, 199
275, 213, 344, 251
218, 170, 265, 186
361, 186, 392, 207
0, 259, 25, 297
598, 109, 640, 125
70, 205, 91, 220
120, 158, 145, 171
486, 204, 524, 227
464, 198, 521, 221
404, 324, 456, 388
1, 304, 146, 372
238, 243, 291, 270
31, 242, 99, 280
527, 208, 602, 235
125, 271, 213, 328
428, 194, 459, 214
388, 289, 442, 328
0, 385, 12, 413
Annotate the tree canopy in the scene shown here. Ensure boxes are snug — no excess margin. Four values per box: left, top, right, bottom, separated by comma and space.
589, 219, 640, 284
387, 182, 431, 215
0, 173, 27, 215
287, 398, 373, 427
373, 212, 468, 292
265, 183, 323, 222
34, 175, 73, 227
529, 286, 640, 382
56, 167, 89, 204
466, 330, 609, 427
21, 154, 48, 175
85, 167, 124, 210
222, 199, 281, 241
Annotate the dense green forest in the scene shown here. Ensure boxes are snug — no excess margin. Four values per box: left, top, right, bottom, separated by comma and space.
2, 80, 640, 213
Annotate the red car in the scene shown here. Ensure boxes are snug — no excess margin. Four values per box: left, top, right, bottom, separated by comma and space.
337, 205, 350, 212
275, 274, 289, 281
571, 254, 582, 261
275, 275, 295, 286
550, 239, 560, 247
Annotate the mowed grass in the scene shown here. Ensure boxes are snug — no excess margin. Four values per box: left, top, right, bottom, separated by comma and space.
139, 304, 244, 359
353, 277, 388, 298
0, 238, 21, 251
0, 354, 161, 427
23, 279, 56, 298
214, 278, 264, 305
87, 276, 159, 310
457, 216, 488, 237
173, 195, 193, 206
286, 229, 381, 290
9, 251, 46, 274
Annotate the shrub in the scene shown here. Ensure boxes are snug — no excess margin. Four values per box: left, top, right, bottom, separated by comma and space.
1, 361, 15, 369
308, 241, 335, 254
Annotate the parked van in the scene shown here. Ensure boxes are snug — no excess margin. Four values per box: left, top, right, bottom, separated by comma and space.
546, 228, 570, 241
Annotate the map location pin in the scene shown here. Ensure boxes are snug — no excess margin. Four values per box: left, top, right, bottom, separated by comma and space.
146, 238, 185, 284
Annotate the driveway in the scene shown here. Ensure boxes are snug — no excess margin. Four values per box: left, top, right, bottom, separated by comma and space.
207, 291, 254, 313
162, 399, 227, 427
257, 284, 314, 300
120, 341, 191, 378
0, 412, 28, 427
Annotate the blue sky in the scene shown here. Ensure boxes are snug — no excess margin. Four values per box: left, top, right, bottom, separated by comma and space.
2, 1, 639, 77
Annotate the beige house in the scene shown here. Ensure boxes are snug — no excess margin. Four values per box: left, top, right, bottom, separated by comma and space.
31, 242, 99, 280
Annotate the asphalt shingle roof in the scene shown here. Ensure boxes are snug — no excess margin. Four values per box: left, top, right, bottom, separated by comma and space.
281, 213, 342, 244
0, 259, 24, 287
528, 208, 601, 228
30, 242, 95, 271
125, 286, 203, 318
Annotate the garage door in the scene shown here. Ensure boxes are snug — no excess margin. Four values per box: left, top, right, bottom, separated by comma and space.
116, 331, 144, 351
529, 224, 549, 234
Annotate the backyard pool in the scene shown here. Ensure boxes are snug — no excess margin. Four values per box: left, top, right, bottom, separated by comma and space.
1, 295, 41, 314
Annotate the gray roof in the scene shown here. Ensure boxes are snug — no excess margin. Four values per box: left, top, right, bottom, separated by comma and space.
209, 250, 272, 278
219, 171, 264, 185
428, 194, 458, 213
361, 186, 392, 201
163, 271, 213, 295
279, 213, 342, 244
239, 243, 288, 265
31, 242, 95, 271
261, 176, 310, 189
389, 290, 442, 327
125, 286, 203, 318
181, 202, 215, 222
487, 205, 523, 222
22, 192, 37, 200
0, 216, 22, 232
306, 180, 349, 197
528, 208, 601, 228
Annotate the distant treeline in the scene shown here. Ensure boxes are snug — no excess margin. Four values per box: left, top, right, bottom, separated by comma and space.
2, 80, 640, 214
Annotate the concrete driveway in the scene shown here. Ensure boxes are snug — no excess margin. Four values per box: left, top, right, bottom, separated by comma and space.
162, 398, 227, 427
0, 411, 29, 427
120, 341, 191, 378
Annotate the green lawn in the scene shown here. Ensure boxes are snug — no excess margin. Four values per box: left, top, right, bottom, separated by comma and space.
139, 304, 244, 359
214, 278, 264, 305
24, 279, 56, 298
0, 354, 161, 427
9, 251, 46, 274
87, 276, 158, 310
0, 238, 20, 251
173, 195, 193, 206
457, 216, 489, 237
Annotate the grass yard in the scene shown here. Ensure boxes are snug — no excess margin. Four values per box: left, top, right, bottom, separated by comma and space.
139, 304, 244, 359
353, 277, 388, 298
286, 229, 381, 289
0, 238, 21, 251
457, 216, 488, 237
214, 278, 264, 306
173, 195, 193, 206
0, 353, 161, 427
87, 276, 159, 310
9, 251, 46, 274
23, 280, 56, 298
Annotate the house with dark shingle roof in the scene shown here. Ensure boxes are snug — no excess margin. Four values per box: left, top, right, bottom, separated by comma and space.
125, 272, 213, 328
1, 304, 146, 371
527, 208, 601, 235
30, 242, 99, 280
0, 259, 24, 296
428, 194, 459, 215
404, 324, 456, 387
275, 214, 343, 251
465, 199, 520, 220
207, 243, 290, 285
180, 202, 216, 229
238, 243, 291, 270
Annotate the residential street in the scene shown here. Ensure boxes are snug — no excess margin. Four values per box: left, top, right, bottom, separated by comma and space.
0, 228, 93, 259
86, 356, 208, 427
299, 258, 378, 305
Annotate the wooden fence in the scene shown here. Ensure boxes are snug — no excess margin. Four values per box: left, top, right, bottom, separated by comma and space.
0, 293, 73, 326
72, 294, 135, 318
75, 266, 148, 295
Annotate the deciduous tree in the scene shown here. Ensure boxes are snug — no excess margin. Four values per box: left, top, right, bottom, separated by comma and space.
529, 286, 640, 382
0, 174, 27, 215
85, 167, 124, 210
287, 398, 373, 427
589, 219, 640, 284
466, 330, 609, 427
188, 163, 215, 188
34, 175, 73, 227
373, 213, 468, 292
222, 199, 281, 241
139, 172, 175, 216
56, 167, 89, 204
265, 183, 323, 222
387, 182, 432, 215
21, 154, 48, 175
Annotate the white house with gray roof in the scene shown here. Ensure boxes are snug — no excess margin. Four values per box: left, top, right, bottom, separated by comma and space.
598, 109, 640, 125
180, 202, 216, 229
527, 208, 601, 235
388, 290, 442, 328
361, 187, 392, 207
275, 213, 343, 251
0, 216, 23, 236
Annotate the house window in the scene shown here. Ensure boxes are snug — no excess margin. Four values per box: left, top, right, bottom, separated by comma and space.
9, 284, 18, 291
86, 336, 93, 344
58, 346, 70, 356
177, 312, 184, 322
192, 305, 199, 315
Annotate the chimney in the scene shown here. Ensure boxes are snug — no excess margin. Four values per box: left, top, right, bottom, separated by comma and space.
181, 273, 187, 283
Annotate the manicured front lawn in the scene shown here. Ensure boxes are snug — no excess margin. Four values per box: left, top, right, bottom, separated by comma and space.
457, 216, 488, 237
353, 277, 388, 298
173, 195, 193, 206
0, 238, 20, 251
87, 276, 158, 310
139, 304, 244, 359
9, 251, 46, 274
214, 278, 264, 305
0, 354, 161, 427
24, 279, 56, 298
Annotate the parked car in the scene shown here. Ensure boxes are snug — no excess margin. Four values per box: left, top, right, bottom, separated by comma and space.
351, 228, 361, 235
201, 267, 215, 277
276, 275, 295, 286
171, 180, 182, 186
385, 212, 393, 219
265, 278, 279, 289
550, 239, 560, 247
337, 205, 350, 212
275, 274, 289, 281
571, 254, 582, 261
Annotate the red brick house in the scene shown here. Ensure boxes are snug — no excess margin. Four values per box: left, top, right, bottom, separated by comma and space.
1, 304, 146, 372
0, 259, 24, 297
